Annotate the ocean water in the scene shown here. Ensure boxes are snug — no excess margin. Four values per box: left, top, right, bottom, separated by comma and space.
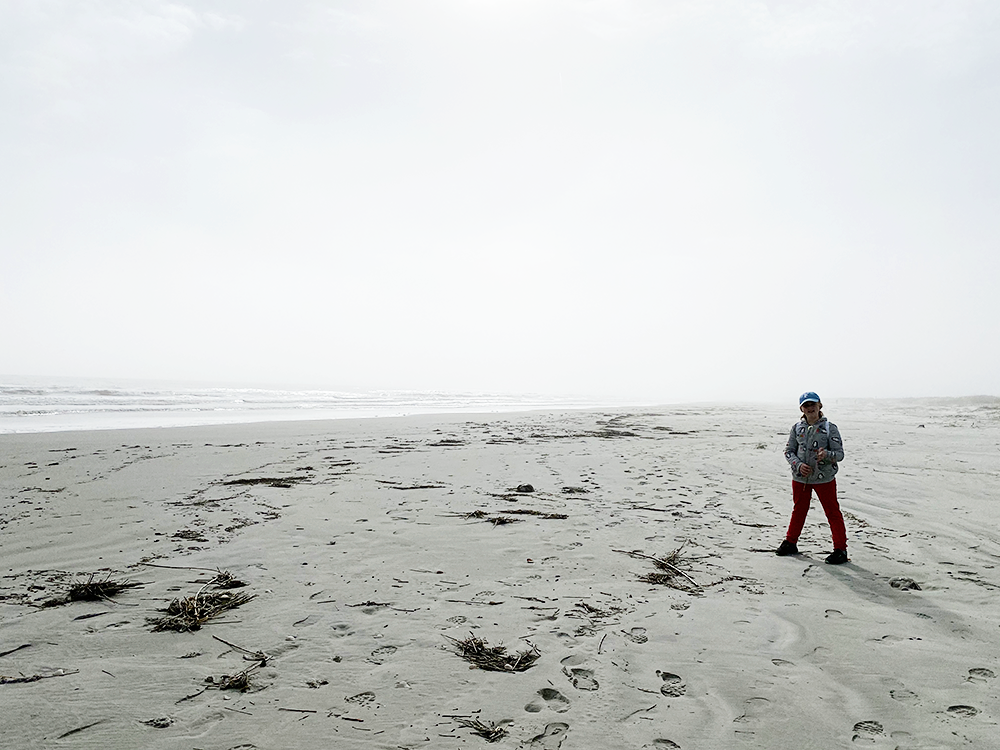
0, 381, 610, 434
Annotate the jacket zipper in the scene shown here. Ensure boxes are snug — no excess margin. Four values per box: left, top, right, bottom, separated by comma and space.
803, 421, 816, 484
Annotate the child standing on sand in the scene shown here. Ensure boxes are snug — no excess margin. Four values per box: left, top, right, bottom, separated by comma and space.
776, 392, 849, 565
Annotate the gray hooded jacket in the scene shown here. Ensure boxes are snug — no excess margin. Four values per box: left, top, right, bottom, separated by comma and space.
785, 417, 844, 484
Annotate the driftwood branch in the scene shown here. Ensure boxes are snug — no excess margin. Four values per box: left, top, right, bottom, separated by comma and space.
212, 634, 269, 664
612, 548, 702, 590
1, 669, 79, 685
0, 644, 32, 658
56, 719, 107, 739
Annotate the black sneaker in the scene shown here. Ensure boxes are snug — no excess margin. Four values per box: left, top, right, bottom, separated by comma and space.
825, 549, 849, 565
775, 540, 799, 556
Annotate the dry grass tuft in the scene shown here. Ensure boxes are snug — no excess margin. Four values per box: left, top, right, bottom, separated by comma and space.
148, 590, 256, 632
448, 633, 540, 672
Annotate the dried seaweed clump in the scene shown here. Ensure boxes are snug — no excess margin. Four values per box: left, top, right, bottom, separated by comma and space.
588, 428, 639, 439
205, 667, 255, 691
504, 509, 568, 520
486, 516, 522, 526
449, 634, 539, 673
207, 570, 248, 589
454, 717, 509, 742
452, 508, 568, 524
571, 600, 625, 620
1, 669, 79, 685
451, 510, 524, 525
634, 547, 701, 592
43, 574, 143, 607
221, 475, 311, 489
148, 590, 255, 632
69, 574, 143, 600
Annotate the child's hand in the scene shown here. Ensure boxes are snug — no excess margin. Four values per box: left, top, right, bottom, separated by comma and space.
798, 463, 813, 476
816, 448, 828, 461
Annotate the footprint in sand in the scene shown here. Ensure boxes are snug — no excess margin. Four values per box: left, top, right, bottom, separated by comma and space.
565, 667, 599, 691
331, 622, 353, 637
806, 646, 832, 664
345, 691, 376, 706
733, 697, 770, 723
851, 720, 884, 742
560, 655, 599, 691
890, 688, 920, 705
824, 609, 843, 618
368, 645, 397, 664
528, 721, 569, 749
871, 634, 921, 645
968, 667, 996, 682
771, 658, 795, 668
643, 741, 680, 749
656, 670, 686, 697
946, 705, 980, 718
624, 627, 649, 644
525, 688, 571, 713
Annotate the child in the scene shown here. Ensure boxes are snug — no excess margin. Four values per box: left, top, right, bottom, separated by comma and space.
776, 392, 848, 564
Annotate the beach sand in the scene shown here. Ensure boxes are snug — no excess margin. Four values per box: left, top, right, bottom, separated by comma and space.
1, 403, 998, 749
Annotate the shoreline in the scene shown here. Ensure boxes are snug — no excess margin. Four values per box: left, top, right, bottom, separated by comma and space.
4, 393, 997, 437
0, 401, 639, 438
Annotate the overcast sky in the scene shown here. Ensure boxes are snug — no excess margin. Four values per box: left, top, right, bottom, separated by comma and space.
2, 0, 999, 402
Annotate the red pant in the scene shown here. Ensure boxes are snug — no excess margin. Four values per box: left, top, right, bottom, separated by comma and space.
786, 478, 847, 550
